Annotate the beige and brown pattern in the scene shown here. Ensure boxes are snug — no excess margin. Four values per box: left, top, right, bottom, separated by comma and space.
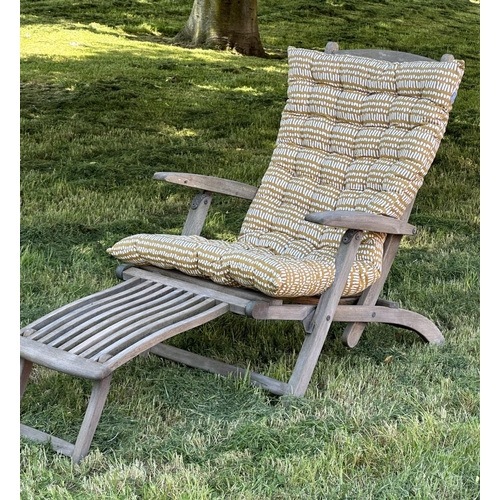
108, 47, 464, 298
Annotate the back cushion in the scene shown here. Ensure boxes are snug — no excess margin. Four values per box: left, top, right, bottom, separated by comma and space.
241, 47, 464, 235
107, 47, 464, 298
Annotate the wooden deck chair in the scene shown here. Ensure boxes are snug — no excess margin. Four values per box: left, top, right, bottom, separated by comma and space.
20, 43, 465, 462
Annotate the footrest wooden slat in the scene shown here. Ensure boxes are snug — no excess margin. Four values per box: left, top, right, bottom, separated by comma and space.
20, 276, 231, 380
20, 337, 111, 380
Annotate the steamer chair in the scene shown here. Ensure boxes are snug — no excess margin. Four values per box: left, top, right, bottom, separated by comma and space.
20, 43, 464, 462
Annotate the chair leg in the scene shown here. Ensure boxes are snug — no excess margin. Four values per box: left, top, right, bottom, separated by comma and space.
71, 374, 113, 463
21, 372, 113, 462
21, 358, 33, 398
288, 229, 363, 396
288, 315, 333, 397
342, 232, 405, 348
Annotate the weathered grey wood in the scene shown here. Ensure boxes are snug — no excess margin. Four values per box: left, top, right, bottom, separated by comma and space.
324, 42, 435, 62
325, 41, 454, 65
20, 278, 144, 337
288, 229, 364, 396
72, 292, 202, 357
334, 305, 444, 344
341, 202, 415, 347
63, 288, 189, 353
38, 282, 168, 346
150, 343, 291, 395
107, 303, 230, 371
22, 282, 230, 378
441, 54, 455, 62
122, 266, 279, 314
154, 172, 258, 200
20, 359, 33, 398
72, 375, 113, 463
20, 279, 230, 462
138, 266, 284, 305
21, 337, 111, 380
182, 192, 212, 236
248, 302, 315, 321
305, 210, 416, 235
324, 41, 339, 54
21, 424, 75, 457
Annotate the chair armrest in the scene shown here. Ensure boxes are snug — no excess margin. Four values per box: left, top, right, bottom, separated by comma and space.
154, 172, 258, 200
305, 210, 416, 235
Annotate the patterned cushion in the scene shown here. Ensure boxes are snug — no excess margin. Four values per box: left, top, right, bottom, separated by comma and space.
107, 47, 464, 298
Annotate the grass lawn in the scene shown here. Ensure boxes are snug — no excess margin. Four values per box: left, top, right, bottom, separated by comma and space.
19, 0, 480, 498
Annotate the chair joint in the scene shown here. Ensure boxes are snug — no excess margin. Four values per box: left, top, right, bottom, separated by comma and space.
342, 229, 362, 244
191, 192, 211, 210
115, 263, 134, 280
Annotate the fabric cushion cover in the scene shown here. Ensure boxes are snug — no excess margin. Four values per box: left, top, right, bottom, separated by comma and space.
107, 47, 464, 298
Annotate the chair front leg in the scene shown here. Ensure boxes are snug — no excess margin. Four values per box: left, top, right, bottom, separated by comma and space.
21, 358, 33, 399
288, 229, 363, 396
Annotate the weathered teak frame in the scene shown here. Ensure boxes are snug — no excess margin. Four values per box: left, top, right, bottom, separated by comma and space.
21, 43, 451, 463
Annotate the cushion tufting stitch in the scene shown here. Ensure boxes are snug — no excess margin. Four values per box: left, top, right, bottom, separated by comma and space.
107, 47, 464, 298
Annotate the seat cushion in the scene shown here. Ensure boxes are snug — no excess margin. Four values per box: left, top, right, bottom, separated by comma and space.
107, 47, 464, 298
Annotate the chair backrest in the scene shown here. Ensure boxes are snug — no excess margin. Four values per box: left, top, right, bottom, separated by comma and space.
107, 46, 464, 300
235, 46, 464, 296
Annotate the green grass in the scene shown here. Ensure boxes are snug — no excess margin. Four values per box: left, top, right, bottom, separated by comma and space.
19, 0, 480, 498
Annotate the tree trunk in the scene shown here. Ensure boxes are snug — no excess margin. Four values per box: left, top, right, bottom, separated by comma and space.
174, 0, 266, 57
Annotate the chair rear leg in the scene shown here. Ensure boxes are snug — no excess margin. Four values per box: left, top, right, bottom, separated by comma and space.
72, 374, 112, 463
342, 233, 404, 348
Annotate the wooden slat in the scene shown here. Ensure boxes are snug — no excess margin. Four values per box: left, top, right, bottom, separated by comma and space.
27, 279, 156, 343
20, 337, 111, 379
60, 287, 188, 353
122, 267, 278, 314
21, 278, 145, 338
106, 302, 230, 371
78, 293, 205, 358
45, 282, 172, 348
138, 266, 283, 304
95, 298, 218, 360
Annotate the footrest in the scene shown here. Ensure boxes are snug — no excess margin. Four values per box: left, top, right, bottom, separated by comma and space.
20, 276, 229, 380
